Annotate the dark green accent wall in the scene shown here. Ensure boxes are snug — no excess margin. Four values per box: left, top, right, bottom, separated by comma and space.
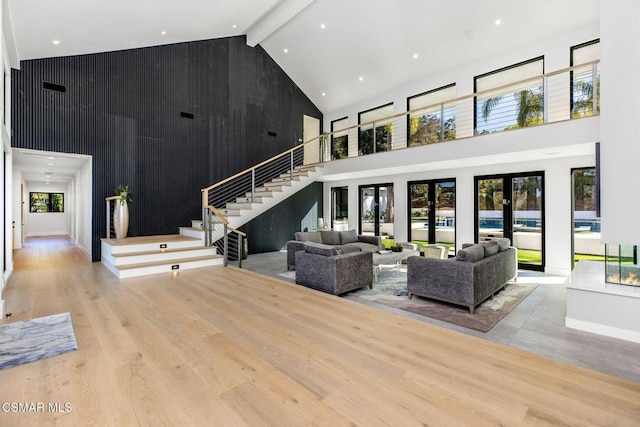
240, 182, 323, 253
11, 36, 322, 261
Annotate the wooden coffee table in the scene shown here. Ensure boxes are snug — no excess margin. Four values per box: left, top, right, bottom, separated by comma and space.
371, 249, 420, 281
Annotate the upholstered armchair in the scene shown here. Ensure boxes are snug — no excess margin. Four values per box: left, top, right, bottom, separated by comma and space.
295, 242, 373, 295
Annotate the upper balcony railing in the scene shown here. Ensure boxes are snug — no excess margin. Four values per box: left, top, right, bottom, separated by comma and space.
201, 60, 600, 218
319, 59, 600, 162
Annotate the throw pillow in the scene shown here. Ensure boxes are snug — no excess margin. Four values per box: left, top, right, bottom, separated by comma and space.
303, 242, 339, 257
497, 238, 511, 252
295, 231, 322, 243
339, 229, 358, 244
320, 230, 341, 245
456, 244, 484, 263
482, 241, 499, 257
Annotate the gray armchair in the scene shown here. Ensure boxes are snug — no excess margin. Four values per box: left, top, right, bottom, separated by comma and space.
295, 242, 373, 295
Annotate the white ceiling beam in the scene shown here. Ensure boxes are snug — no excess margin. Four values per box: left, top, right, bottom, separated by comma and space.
4, 0, 21, 68
245, 0, 315, 47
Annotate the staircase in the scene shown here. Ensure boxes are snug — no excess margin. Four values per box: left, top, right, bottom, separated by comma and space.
102, 144, 324, 279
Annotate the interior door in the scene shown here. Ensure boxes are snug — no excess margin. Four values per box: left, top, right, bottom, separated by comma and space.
476, 172, 544, 271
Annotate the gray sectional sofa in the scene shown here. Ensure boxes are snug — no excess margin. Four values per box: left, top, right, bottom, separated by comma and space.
286, 229, 382, 270
407, 238, 517, 313
295, 241, 373, 295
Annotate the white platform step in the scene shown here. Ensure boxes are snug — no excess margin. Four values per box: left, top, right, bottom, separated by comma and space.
104, 255, 224, 279
224, 202, 255, 210
108, 246, 218, 266
101, 234, 224, 279
179, 226, 205, 238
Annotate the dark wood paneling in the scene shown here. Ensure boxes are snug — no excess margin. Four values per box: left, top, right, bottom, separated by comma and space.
240, 182, 323, 253
12, 36, 322, 261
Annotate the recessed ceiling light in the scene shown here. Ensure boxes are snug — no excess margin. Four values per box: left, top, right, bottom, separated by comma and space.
52, 40, 60, 45
320, 23, 326, 29
321, 92, 326, 96
47, 163, 53, 166
359, 76, 364, 81
47, 156, 55, 159
283, 48, 288, 53
232, 24, 237, 29
161, 31, 167, 35
495, 19, 501, 26
413, 53, 418, 59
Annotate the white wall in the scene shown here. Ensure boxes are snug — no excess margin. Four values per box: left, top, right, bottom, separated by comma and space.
24, 182, 70, 237
74, 159, 92, 259
599, 0, 640, 244
11, 169, 21, 249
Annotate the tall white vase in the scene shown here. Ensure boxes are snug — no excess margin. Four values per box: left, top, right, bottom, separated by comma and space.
114, 201, 129, 240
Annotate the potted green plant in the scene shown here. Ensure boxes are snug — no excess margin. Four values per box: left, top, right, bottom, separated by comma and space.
391, 242, 403, 252
113, 185, 132, 240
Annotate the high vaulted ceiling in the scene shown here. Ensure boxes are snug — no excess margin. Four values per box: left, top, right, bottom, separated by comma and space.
8, 0, 600, 113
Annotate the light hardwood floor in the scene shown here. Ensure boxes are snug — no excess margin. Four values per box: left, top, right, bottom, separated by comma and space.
1, 236, 639, 426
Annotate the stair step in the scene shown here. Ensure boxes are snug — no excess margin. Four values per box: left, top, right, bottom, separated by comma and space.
110, 246, 218, 266
101, 234, 203, 254
244, 190, 275, 198
179, 226, 205, 238
271, 176, 301, 183
112, 255, 224, 279
279, 171, 309, 178
218, 208, 241, 216
262, 182, 288, 189
224, 202, 255, 210
236, 196, 265, 203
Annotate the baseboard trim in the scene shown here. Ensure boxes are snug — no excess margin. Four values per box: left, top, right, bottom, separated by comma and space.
565, 317, 640, 344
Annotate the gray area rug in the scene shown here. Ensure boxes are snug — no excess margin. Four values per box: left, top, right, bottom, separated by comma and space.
0, 312, 78, 370
282, 268, 537, 333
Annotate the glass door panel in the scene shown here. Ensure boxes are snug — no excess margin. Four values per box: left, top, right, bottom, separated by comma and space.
360, 186, 376, 236
378, 185, 394, 238
572, 168, 603, 266
331, 187, 349, 231
360, 184, 394, 239
476, 173, 544, 271
409, 179, 456, 254
435, 181, 456, 252
512, 176, 543, 268
409, 183, 430, 243
477, 178, 505, 243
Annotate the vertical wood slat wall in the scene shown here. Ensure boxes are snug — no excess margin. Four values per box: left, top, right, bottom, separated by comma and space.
11, 36, 323, 261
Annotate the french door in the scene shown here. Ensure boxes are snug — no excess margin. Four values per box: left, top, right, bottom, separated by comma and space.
359, 184, 394, 237
475, 172, 545, 271
408, 179, 456, 252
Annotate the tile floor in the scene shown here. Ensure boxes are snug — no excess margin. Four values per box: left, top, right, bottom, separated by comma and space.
240, 251, 640, 383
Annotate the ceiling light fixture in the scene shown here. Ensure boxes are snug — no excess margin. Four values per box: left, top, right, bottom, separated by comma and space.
495, 19, 502, 26
47, 156, 55, 159
413, 53, 418, 59
47, 163, 53, 166
320, 23, 326, 29
232, 24, 237, 29
321, 92, 326, 96
359, 76, 363, 81
52, 40, 60, 45
161, 31, 167, 35
283, 48, 288, 53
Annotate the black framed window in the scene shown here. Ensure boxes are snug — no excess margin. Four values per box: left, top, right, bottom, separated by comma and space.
474, 57, 544, 135
358, 103, 393, 155
330, 117, 349, 160
571, 39, 600, 118
30, 192, 64, 213
407, 84, 456, 146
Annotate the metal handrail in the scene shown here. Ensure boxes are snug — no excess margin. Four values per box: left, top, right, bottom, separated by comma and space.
199, 59, 600, 263
200, 60, 599, 203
